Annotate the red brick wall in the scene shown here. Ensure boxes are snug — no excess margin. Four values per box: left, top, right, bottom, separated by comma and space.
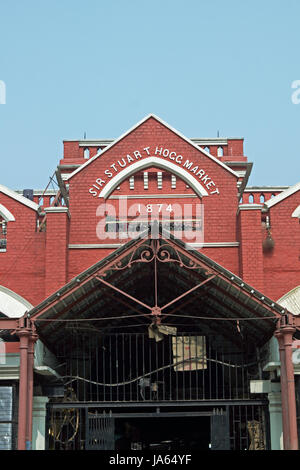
0, 116, 299, 311
0, 192, 45, 306
45, 210, 70, 297
263, 193, 300, 301
238, 207, 265, 292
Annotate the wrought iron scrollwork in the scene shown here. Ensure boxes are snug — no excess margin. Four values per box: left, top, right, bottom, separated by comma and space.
105, 239, 209, 274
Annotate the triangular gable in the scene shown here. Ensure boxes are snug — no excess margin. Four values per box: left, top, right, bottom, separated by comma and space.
65, 114, 239, 181
265, 181, 300, 209
0, 184, 40, 212
29, 225, 284, 324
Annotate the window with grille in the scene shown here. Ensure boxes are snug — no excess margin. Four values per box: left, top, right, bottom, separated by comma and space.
0, 387, 14, 450
0, 218, 7, 251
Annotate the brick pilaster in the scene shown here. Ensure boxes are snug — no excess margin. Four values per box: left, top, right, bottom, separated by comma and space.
238, 204, 264, 292
45, 207, 70, 297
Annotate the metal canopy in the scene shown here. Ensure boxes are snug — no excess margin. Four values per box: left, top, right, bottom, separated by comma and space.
29, 226, 285, 348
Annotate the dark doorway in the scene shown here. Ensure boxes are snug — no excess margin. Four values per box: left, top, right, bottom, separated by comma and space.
115, 416, 211, 451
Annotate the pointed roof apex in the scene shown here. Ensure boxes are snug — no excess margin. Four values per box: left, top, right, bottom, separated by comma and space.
66, 114, 239, 181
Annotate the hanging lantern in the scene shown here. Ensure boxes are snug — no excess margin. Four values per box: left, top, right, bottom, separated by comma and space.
263, 229, 275, 252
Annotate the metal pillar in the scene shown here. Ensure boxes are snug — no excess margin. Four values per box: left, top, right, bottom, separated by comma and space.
275, 318, 298, 450
26, 327, 38, 450
16, 321, 30, 450
16, 315, 37, 450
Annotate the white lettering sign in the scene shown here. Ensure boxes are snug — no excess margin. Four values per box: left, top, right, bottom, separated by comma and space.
89, 146, 220, 197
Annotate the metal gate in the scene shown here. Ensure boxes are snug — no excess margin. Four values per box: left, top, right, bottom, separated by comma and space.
86, 412, 115, 450
46, 403, 270, 450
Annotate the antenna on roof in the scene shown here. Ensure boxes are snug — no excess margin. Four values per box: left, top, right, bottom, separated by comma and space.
84, 132, 87, 139
217, 130, 220, 137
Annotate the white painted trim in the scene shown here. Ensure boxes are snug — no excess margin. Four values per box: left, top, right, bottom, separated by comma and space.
292, 205, 300, 218
0, 365, 20, 381
0, 285, 33, 318
99, 157, 209, 200
108, 193, 198, 199
0, 184, 40, 211
194, 242, 240, 248
235, 171, 246, 178
0, 203, 15, 222
44, 206, 70, 216
68, 242, 239, 249
192, 138, 228, 145
278, 286, 300, 315
66, 114, 239, 181
77, 140, 113, 146
244, 186, 288, 192
265, 182, 300, 209
237, 203, 263, 214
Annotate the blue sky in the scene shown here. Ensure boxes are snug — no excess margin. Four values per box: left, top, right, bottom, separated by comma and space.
0, 0, 299, 190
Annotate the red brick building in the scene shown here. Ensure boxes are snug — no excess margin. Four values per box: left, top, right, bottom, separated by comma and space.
0, 115, 299, 450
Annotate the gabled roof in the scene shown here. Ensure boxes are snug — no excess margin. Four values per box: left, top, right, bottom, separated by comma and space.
265, 181, 300, 209
29, 225, 287, 347
65, 114, 239, 181
0, 184, 40, 212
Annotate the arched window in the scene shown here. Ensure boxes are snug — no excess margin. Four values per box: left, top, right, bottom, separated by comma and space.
84, 148, 90, 160
204, 146, 210, 153
217, 146, 224, 157
249, 194, 254, 203
260, 194, 265, 203
0, 204, 15, 252
0, 285, 33, 318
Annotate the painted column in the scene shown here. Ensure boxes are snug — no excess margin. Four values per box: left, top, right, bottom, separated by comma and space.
16, 325, 30, 450
32, 397, 49, 450
275, 323, 298, 450
282, 325, 298, 450
274, 331, 289, 449
26, 329, 38, 450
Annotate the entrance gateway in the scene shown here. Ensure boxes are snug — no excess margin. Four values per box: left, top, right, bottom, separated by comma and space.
29, 232, 275, 451
1, 114, 299, 450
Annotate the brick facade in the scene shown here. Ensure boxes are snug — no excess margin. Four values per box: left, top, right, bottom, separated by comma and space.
0, 115, 299, 308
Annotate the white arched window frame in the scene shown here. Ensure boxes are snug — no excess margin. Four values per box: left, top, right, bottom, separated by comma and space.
217, 146, 224, 157
292, 205, 300, 218
278, 286, 300, 316
84, 148, 90, 160
0, 204, 15, 252
98, 157, 209, 200
0, 285, 33, 318
0, 204, 15, 223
